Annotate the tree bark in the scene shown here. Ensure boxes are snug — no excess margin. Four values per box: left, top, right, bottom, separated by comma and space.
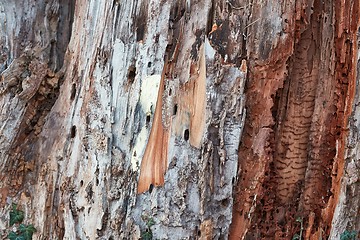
0, 0, 358, 239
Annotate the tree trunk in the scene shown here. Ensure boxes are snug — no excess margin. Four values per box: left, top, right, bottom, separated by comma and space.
0, 0, 358, 239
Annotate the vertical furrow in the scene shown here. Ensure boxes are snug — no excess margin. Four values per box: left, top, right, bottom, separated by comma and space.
274, 27, 319, 204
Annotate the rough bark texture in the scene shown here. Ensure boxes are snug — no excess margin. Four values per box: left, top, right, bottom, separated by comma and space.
0, 0, 358, 239
230, 0, 360, 239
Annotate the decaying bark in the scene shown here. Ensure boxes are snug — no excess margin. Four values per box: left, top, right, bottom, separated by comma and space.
230, 0, 360, 239
0, 0, 358, 239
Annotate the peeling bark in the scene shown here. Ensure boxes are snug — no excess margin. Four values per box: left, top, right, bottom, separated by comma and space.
0, 0, 359, 239
230, 0, 360, 239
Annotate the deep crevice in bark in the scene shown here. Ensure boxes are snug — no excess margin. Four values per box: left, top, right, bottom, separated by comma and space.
254, 2, 325, 236
2, 0, 75, 194
231, 0, 359, 238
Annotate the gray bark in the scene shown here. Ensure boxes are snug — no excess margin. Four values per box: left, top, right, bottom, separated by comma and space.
0, 0, 359, 240
0, 1, 244, 239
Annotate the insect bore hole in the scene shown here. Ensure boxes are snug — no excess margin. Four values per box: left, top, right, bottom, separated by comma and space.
184, 129, 189, 141
127, 65, 136, 84
70, 83, 76, 100
149, 184, 154, 193
70, 125, 76, 138
173, 104, 178, 115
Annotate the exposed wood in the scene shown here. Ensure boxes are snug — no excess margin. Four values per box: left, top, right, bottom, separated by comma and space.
230, 0, 360, 239
137, 64, 170, 193
0, 0, 359, 239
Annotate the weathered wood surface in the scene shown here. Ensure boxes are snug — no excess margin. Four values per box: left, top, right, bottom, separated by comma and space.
0, 0, 358, 239
230, 0, 360, 239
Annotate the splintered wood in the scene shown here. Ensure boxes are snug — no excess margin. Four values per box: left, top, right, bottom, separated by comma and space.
137, 65, 170, 193
137, 45, 206, 193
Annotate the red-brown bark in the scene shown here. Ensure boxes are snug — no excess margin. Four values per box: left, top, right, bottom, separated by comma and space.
230, 0, 360, 239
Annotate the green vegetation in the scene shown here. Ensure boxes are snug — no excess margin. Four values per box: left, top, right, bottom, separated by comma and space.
340, 230, 358, 240
7, 203, 36, 240
9, 204, 24, 226
292, 217, 304, 240
141, 216, 155, 240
